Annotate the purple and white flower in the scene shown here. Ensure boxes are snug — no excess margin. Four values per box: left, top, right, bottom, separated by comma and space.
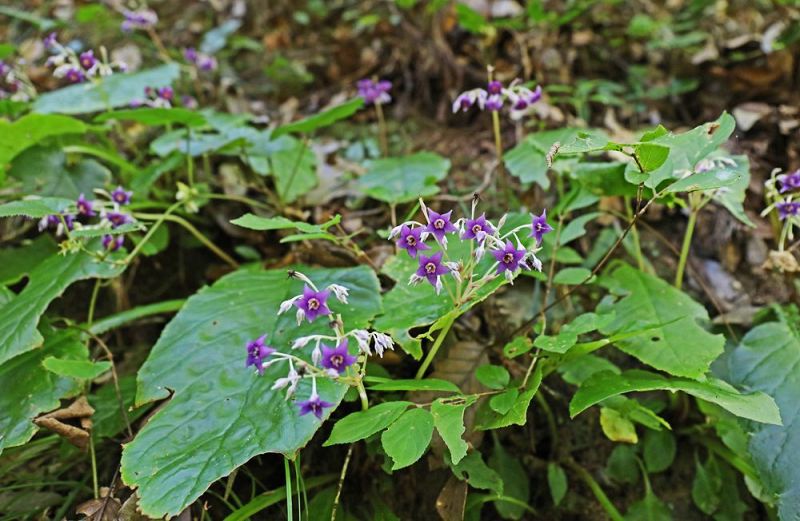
424, 209, 458, 245
293, 285, 332, 324
462, 213, 495, 242
452, 88, 488, 112
272, 362, 301, 399
357, 79, 392, 105
320, 340, 357, 375
111, 186, 133, 205
102, 234, 125, 252
245, 334, 275, 376
777, 201, 800, 220
121, 9, 158, 32
396, 224, 430, 258
76, 194, 95, 216
297, 378, 334, 419
778, 170, 800, 193
529, 210, 553, 245
493, 240, 527, 280
415, 251, 451, 293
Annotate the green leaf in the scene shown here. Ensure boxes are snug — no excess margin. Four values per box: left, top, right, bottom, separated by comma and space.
0, 196, 74, 219
230, 213, 340, 234
547, 463, 568, 506
598, 264, 724, 378
454, 3, 490, 33
366, 377, 461, 393
0, 251, 124, 366
69, 221, 144, 239
559, 131, 614, 155
503, 336, 533, 359
691, 455, 722, 515
273, 98, 364, 137
94, 107, 206, 127
643, 429, 676, 473
0, 5, 56, 29
475, 365, 510, 390
42, 356, 111, 380
0, 235, 58, 285
9, 146, 111, 199
570, 370, 781, 425
90, 375, 149, 440
451, 451, 503, 495
489, 389, 519, 415
324, 401, 412, 446
431, 397, 475, 464
265, 135, 318, 203
200, 19, 241, 54
121, 265, 381, 517
600, 407, 638, 443
0, 327, 85, 453
558, 354, 621, 386
665, 155, 745, 193
634, 143, 670, 173
710, 155, 754, 226
606, 445, 639, 485
0, 113, 86, 166
724, 316, 800, 520
490, 442, 530, 519
34, 64, 181, 114
625, 483, 672, 521
553, 267, 593, 285
356, 152, 450, 204
476, 364, 543, 430
381, 408, 435, 470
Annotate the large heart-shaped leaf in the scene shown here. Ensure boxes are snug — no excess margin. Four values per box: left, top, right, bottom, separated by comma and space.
356, 152, 450, 204
598, 264, 724, 378
0, 250, 124, 366
724, 313, 800, 520
33, 64, 181, 114
0, 326, 85, 453
121, 265, 381, 518
570, 369, 780, 424
9, 146, 111, 199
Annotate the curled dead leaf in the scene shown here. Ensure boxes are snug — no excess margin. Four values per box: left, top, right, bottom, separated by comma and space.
763, 250, 799, 273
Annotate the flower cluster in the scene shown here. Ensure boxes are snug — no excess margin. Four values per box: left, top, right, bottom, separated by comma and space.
131, 85, 175, 108
121, 9, 158, 32
357, 78, 392, 106
246, 270, 395, 420
453, 79, 542, 119
763, 168, 800, 251
390, 199, 550, 296
38, 186, 135, 252
184, 48, 217, 72
0, 60, 36, 102
44, 34, 126, 84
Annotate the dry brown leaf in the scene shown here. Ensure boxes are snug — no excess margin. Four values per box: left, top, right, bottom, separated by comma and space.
435, 475, 468, 521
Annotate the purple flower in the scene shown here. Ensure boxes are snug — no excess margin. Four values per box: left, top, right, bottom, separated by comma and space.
452, 88, 488, 113
197, 55, 217, 72
0, 61, 9, 76
529, 210, 553, 244
485, 94, 503, 112
121, 9, 158, 32
416, 251, 450, 286
76, 194, 95, 216
777, 201, 800, 220
102, 234, 125, 251
320, 340, 357, 374
396, 225, 429, 258
425, 209, 457, 243
493, 240, 527, 274
111, 186, 133, 205
294, 285, 332, 323
487, 80, 503, 95
183, 47, 198, 63
43, 32, 58, 49
64, 67, 85, 83
526, 85, 543, 104
181, 95, 198, 109
79, 50, 96, 70
778, 170, 800, 193
105, 211, 132, 228
245, 334, 275, 376
357, 79, 392, 105
463, 213, 495, 241
38, 214, 60, 232
156, 86, 174, 101
297, 393, 334, 420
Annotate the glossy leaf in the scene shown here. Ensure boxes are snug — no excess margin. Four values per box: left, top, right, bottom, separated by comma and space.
356, 152, 450, 204
475, 365, 510, 390
0, 250, 124, 366
42, 356, 111, 380
600, 407, 638, 443
34, 64, 181, 114
273, 98, 364, 137
598, 264, 724, 378
324, 401, 412, 446
121, 265, 381, 517
634, 142, 670, 173
570, 369, 781, 425
0, 327, 85, 453
724, 316, 800, 520
381, 408, 434, 470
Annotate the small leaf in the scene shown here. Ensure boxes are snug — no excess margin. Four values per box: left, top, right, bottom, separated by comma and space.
634, 142, 670, 172
431, 397, 475, 464
367, 378, 461, 393
475, 365, 510, 390
625, 484, 672, 521
273, 98, 364, 137
476, 365, 543, 430
691, 455, 722, 515
490, 442, 530, 519
558, 354, 621, 386
0, 197, 74, 219
606, 445, 639, 484
643, 429, 676, 473
42, 356, 111, 380
503, 336, 533, 359
553, 267, 594, 285
230, 213, 340, 233
599, 407, 638, 443
489, 389, 519, 415
450, 451, 503, 495
95, 108, 206, 127
547, 463, 568, 506
381, 408, 435, 470
324, 401, 412, 446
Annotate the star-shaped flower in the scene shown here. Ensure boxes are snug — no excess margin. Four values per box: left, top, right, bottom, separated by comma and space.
320, 340, 357, 375
245, 334, 275, 375
493, 241, 527, 274
463, 213, 495, 241
297, 392, 334, 420
396, 224, 430, 258
111, 186, 133, 205
76, 194, 95, 216
425, 209, 457, 243
294, 285, 332, 323
529, 210, 554, 244
416, 251, 450, 287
